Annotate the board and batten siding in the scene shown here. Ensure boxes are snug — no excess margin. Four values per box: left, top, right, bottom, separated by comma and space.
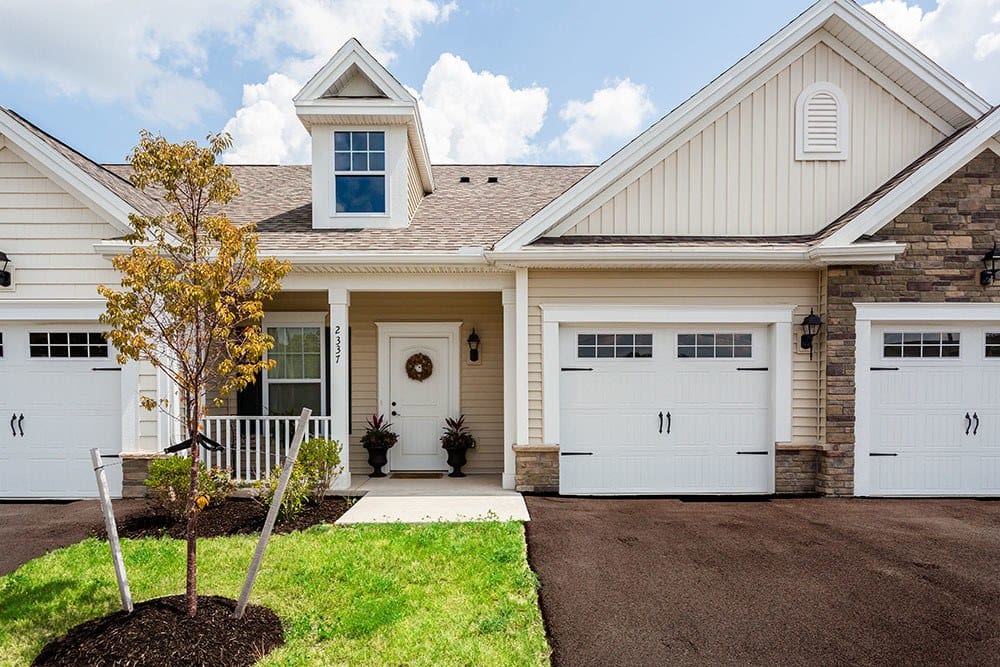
526, 270, 822, 446
0, 145, 160, 452
554, 38, 946, 238
347, 292, 503, 474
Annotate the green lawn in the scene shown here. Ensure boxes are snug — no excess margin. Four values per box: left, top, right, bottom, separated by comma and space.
0, 522, 550, 667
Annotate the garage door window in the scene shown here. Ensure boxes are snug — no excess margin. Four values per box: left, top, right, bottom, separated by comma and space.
986, 333, 1000, 358
577, 333, 653, 359
677, 333, 752, 359
883, 332, 960, 358
28, 332, 108, 358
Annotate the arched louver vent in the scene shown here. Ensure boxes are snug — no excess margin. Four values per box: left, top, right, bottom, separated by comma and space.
795, 82, 848, 161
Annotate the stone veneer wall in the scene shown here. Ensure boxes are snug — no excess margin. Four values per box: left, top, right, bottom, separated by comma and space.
513, 445, 559, 493
775, 447, 821, 494
121, 453, 166, 498
824, 150, 1000, 495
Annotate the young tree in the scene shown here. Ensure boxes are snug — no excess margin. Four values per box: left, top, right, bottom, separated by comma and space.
99, 131, 289, 617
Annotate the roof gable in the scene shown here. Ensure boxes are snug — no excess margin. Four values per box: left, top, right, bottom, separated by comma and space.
495, 0, 991, 252
295, 38, 414, 105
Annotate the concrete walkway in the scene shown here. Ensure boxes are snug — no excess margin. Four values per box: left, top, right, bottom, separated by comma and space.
336, 474, 529, 524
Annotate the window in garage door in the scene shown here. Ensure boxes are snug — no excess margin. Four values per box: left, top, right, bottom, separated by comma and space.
576, 333, 653, 359
28, 331, 108, 358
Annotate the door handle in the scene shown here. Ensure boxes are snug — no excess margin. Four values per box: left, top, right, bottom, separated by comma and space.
9, 413, 15, 437
391, 410, 401, 417
666, 411, 671, 434
973, 412, 980, 435
17, 414, 23, 437
966, 412, 972, 435
658, 411, 663, 434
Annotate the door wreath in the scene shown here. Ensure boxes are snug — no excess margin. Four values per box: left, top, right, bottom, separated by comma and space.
405, 353, 433, 382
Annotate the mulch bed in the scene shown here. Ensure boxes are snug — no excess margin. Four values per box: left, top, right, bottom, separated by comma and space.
33, 595, 283, 667
94, 497, 352, 540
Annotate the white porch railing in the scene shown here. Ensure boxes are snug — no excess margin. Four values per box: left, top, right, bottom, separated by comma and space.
201, 416, 335, 484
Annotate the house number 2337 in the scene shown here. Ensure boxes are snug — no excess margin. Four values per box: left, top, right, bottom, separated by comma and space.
334, 325, 342, 364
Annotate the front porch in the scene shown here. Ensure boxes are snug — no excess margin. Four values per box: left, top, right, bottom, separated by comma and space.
202, 273, 520, 491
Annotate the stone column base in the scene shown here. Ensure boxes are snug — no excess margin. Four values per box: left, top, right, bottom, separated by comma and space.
775, 444, 822, 494
817, 449, 854, 496
120, 453, 168, 499
513, 444, 559, 493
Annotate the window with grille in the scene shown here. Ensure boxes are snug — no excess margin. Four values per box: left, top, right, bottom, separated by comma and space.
29, 332, 108, 358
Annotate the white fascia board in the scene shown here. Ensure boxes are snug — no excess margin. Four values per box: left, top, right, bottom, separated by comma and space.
488, 246, 817, 267
820, 111, 1000, 248
807, 241, 905, 264
0, 113, 135, 235
294, 38, 414, 104
263, 249, 488, 266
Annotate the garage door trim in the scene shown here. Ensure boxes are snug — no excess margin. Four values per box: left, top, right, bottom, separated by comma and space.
854, 302, 1000, 496
540, 304, 797, 452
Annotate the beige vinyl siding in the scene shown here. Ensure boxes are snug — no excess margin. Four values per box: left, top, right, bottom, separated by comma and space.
527, 270, 821, 445
347, 292, 503, 474
556, 39, 946, 238
0, 146, 121, 297
406, 147, 423, 219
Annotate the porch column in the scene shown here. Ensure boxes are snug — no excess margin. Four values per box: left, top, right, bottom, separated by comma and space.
329, 287, 351, 489
515, 269, 529, 448
502, 287, 516, 489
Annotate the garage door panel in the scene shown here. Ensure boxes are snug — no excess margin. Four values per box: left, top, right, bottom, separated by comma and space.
560, 325, 772, 495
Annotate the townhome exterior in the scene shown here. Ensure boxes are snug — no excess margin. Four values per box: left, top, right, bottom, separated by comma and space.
1, 0, 998, 500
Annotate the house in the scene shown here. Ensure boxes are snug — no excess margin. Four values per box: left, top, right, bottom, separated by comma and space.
1, 0, 998, 500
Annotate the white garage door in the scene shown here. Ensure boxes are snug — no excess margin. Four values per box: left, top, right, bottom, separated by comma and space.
866, 324, 1000, 496
0, 324, 122, 498
559, 326, 773, 495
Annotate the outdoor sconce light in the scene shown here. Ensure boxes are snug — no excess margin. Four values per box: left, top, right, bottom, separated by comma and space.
800, 309, 823, 359
0, 251, 10, 288
467, 328, 481, 363
980, 242, 997, 286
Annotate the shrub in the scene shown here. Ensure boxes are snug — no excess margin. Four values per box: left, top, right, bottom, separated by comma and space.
255, 463, 311, 522
144, 456, 235, 520
298, 437, 343, 504
440, 415, 476, 450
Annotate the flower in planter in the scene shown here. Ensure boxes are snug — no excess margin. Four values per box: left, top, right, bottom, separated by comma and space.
440, 415, 477, 450
361, 413, 399, 449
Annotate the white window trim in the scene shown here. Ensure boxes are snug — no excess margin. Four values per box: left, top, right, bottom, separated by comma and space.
331, 129, 389, 218
853, 302, 1000, 496
263, 312, 328, 417
795, 81, 848, 161
540, 304, 795, 458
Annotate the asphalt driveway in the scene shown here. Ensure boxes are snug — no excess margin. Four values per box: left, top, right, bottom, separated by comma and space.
525, 496, 1000, 667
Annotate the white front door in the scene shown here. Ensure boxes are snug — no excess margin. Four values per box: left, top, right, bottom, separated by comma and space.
0, 323, 123, 498
386, 334, 452, 471
559, 326, 773, 495
864, 324, 1000, 496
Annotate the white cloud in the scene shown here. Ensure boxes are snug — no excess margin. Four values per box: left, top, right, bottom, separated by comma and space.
863, 0, 1000, 102
415, 54, 548, 163
221, 0, 456, 164
549, 79, 655, 163
0, 0, 255, 127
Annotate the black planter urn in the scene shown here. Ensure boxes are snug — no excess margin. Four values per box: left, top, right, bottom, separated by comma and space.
366, 446, 389, 477
445, 447, 468, 477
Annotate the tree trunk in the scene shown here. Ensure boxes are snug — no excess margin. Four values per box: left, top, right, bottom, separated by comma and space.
186, 398, 200, 617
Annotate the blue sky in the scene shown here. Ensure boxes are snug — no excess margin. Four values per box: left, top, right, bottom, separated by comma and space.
0, 0, 994, 166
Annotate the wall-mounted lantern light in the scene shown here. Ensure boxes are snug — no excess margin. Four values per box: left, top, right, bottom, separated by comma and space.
467, 328, 481, 363
980, 242, 997, 286
0, 251, 11, 288
800, 309, 823, 359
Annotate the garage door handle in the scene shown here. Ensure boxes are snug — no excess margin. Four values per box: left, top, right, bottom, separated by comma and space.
966, 412, 972, 435
17, 413, 23, 437
737, 451, 768, 455
973, 412, 980, 435
870, 452, 898, 457
560, 452, 593, 456
658, 411, 663, 434
9, 413, 15, 437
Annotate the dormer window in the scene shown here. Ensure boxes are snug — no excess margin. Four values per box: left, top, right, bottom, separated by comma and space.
334, 131, 386, 213
795, 82, 848, 161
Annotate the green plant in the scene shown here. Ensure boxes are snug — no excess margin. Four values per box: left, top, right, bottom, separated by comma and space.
255, 463, 311, 522
361, 414, 398, 450
299, 437, 344, 504
441, 415, 476, 450
144, 456, 235, 520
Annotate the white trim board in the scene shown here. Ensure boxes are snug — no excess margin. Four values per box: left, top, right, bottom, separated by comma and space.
539, 303, 795, 452
495, 0, 988, 252
0, 299, 108, 321
375, 321, 462, 473
852, 302, 1000, 496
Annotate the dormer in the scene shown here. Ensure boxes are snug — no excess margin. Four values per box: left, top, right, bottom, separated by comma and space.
294, 39, 434, 230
